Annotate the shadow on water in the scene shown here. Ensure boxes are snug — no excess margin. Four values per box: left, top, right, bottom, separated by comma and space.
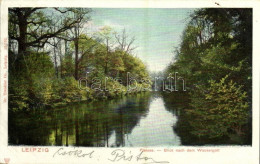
9, 92, 183, 147
162, 91, 251, 146
9, 91, 249, 146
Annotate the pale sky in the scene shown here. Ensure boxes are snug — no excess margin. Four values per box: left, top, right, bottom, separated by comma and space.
88, 8, 194, 72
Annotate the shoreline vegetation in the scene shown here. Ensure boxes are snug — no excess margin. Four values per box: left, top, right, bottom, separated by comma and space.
9, 8, 152, 111
9, 8, 252, 145
163, 8, 252, 144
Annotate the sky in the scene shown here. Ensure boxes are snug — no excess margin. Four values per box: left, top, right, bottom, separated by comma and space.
87, 8, 194, 72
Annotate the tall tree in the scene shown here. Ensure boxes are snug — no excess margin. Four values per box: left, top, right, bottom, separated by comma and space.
8, 8, 87, 62
114, 28, 137, 54
166, 8, 252, 142
95, 26, 115, 75
65, 8, 91, 80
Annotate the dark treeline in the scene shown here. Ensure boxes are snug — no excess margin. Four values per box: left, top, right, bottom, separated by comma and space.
165, 8, 252, 144
8, 8, 151, 111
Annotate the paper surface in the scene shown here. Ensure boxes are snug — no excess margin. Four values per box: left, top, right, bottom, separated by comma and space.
0, 0, 259, 164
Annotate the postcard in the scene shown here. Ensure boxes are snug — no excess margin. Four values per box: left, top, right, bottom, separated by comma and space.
0, 0, 259, 163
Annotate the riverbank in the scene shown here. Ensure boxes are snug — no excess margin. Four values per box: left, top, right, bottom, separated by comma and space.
10, 92, 179, 147
162, 91, 252, 145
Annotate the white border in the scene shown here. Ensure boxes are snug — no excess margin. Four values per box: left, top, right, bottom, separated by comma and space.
0, 0, 259, 164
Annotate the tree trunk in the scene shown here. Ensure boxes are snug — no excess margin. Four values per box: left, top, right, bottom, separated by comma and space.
18, 15, 28, 56
59, 42, 63, 78
104, 39, 109, 75
53, 38, 59, 78
74, 38, 79, 80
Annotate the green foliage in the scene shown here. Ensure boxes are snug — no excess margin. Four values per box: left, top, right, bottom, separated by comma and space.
8, 8, 150, 112
165, 9, 252, 141
103, 79, 127, 98
61, 54, 74, 77
32, 76, 53, 106
9, 29, 150, 112
188, 75, 249, 138
72, 31, 151, 96
9, 51, 55, 111
109, 51, 125, 73
61, 77, 87, 103
9, 77, 30, 111
167, 9, 252, 89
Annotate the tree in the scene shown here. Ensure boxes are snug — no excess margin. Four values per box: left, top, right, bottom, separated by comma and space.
65, 8, 91, 80
114, 28, 137, 54
8, 8, 151, 112
9, 8, 86, 57
188, 75, 249, 138
95, 26, 115, 75
167, 9, 252, 91
166, 8, 252, 141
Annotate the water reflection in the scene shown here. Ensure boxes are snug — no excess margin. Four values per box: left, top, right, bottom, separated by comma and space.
9, 92, 181, 147
109, 96, 181, 147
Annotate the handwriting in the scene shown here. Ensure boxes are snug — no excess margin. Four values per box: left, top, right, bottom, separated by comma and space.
53, 148, 94, 158
108, 149, 133, 162
136, 151, 169, 164
108, 149, 169, 164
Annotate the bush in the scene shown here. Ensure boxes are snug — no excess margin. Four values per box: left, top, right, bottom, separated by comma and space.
188, 75, 249, 138
51, 77, 93, 106
9, 77, 30, 111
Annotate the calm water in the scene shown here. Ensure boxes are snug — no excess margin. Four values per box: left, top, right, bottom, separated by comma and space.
9, 92, 181, 147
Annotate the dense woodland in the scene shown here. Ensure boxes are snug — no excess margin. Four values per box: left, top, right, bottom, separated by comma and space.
9, 8, 252, 145
9, 8, 151, 111
164, 8, 252, 143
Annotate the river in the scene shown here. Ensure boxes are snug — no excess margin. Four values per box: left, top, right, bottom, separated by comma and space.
9, 92, 182, 147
